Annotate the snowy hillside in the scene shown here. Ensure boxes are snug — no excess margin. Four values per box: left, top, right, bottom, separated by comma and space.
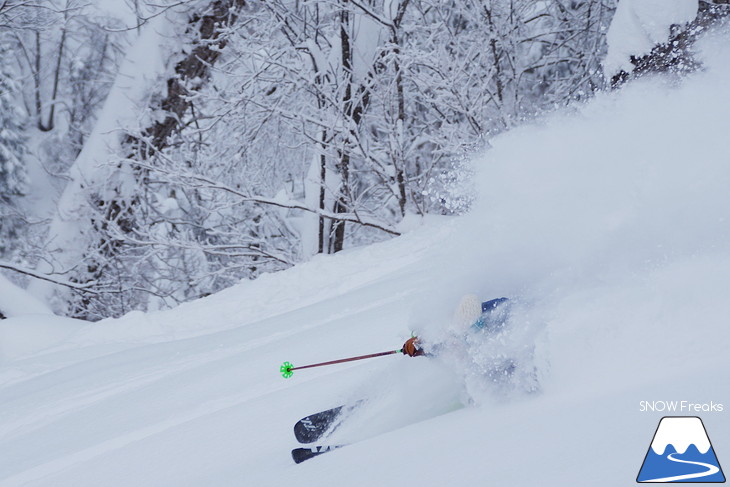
1, 27, 730, 487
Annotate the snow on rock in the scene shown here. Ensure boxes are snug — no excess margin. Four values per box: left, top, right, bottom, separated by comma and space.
604, 0, 698, 77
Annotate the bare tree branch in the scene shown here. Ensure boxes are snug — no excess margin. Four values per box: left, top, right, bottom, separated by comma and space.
0, 262, 99, 293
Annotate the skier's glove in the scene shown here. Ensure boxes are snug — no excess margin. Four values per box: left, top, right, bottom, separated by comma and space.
402, 337, 424, 357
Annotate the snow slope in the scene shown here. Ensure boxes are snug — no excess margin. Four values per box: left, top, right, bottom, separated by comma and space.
1, 26, 730, 487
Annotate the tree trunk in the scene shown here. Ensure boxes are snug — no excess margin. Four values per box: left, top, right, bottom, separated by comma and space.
393, 33, 407, 217
332, 0, 353, 253
129, 0, 246, 153
318, 144, 327, 254
42, 17, 66, 132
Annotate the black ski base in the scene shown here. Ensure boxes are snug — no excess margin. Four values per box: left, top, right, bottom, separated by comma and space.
291, 445, 342, 464
293, 405, 345, 443
293, 400, 364, 444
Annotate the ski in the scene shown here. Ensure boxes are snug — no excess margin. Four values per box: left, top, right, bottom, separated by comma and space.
293, 400, 363, 444
291, 445, 343, 464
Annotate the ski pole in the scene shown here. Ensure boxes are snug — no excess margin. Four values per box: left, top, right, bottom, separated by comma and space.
279, 348, 402, 378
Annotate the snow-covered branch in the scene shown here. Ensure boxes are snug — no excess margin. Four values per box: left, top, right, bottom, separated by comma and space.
0, 261, 98, 293
125, 158, 402, 237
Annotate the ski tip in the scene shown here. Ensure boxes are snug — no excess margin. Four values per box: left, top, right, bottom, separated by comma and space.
280, 361, 294, 379
292, 445, 341, 463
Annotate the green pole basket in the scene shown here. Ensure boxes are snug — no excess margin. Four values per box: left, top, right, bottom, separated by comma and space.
280, 361, 294, 379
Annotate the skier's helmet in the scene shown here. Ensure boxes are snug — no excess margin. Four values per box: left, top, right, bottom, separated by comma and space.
449, 294, 482, 333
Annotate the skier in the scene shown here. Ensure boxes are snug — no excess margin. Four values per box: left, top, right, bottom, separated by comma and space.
401, 295, 510, 357
291, 295, 525, 462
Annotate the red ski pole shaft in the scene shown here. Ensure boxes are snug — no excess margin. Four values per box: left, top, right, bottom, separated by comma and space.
290, 349, 402, 372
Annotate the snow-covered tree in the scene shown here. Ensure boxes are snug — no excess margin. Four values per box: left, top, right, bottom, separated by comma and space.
29, 0, 249, 319
0, 37, 28, 258
2, 0, 647, 320
60, 0, 620, 318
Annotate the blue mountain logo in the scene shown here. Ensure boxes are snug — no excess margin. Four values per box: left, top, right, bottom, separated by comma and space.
638, 416, 725, 483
